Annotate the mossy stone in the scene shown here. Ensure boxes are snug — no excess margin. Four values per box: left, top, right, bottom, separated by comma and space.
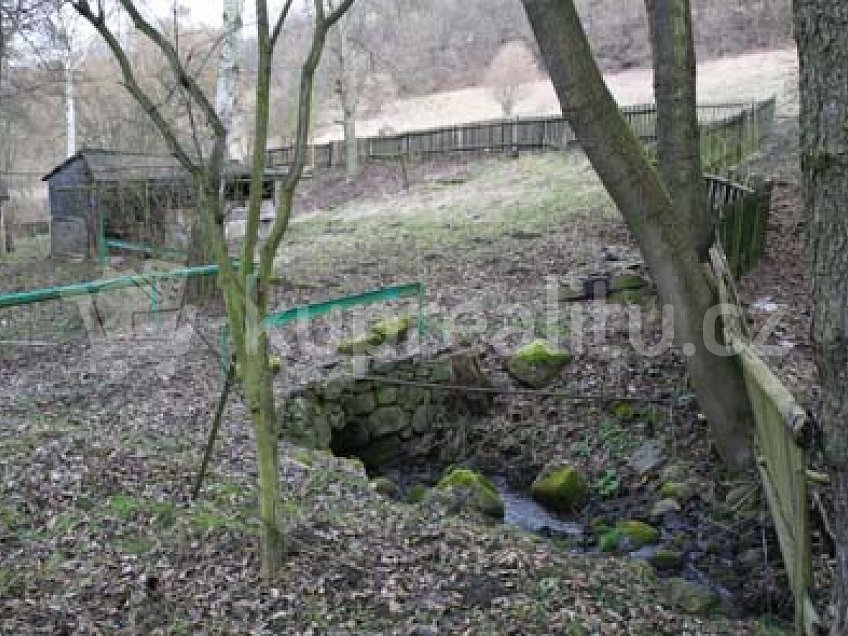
375, 386, 398, 405
507, 339, 572, 388
599, 529, 621, 552
648, 549, 684, 570
616, 520, 660, 547
666, 578, 720, 615
411, 404, 433, 433
607, 289, 647, 304
661, 462, 692, 483
436, 468, 504, 519
610, 273, 648, 291
611, 401, 636, 419
429, 359, 453, 383
531, 466, 588, 513
598, 520, 660, 552
650, 498, 681, 517
660, 481, 695, 501
368, 406, 408, 437
370, 477, 399, 498
408, 485, 429, 503
370, 315, 411, 344
268, 356, 282, 374
344, 392, 376, 416
337, 332, 383, 355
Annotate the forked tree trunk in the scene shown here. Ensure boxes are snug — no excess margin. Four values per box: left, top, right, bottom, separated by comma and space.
794, 2, 848, 632
521, 0, 753, 470
645, 0, 713, 260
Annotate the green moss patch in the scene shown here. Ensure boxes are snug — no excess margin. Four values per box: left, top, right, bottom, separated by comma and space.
600, 520, 661, 552
531, 466, 589, 513
436, 468, 504, 519
507, 339, 573, 388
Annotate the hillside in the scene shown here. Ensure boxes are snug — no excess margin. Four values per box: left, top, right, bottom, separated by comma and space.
314, 48, 798, 142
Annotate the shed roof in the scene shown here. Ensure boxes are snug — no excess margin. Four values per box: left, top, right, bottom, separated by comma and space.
42, 148, 188, 183
42, 148, 288, 184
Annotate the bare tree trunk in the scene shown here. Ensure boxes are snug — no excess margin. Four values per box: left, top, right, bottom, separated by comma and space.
335, 9, 360, 180
795, 2, 848, 632
186, 0, 244, 304
0, 207, 6, 259
64, 56, 76, 158
645, 0, 713, 260
216, 0, 244, 161
343, 105, 358, 179
521, 0, 753, 470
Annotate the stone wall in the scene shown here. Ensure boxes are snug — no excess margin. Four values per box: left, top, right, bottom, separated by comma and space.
282, 350, 492, 469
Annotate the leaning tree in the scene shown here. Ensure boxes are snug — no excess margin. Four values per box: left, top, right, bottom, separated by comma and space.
520, 0, 754, 469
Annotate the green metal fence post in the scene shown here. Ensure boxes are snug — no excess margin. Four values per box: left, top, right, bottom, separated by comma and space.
417, 284, 426, 351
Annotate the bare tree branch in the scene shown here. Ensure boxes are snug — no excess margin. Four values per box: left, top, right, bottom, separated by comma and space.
114, 0, 225, 139
269, 0, 294, 48
258, 0, 355, 281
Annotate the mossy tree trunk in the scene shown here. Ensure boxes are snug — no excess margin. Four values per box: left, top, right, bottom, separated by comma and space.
795, 2, 848, 632
645, 0, 713, 260
521, 0, 753, 470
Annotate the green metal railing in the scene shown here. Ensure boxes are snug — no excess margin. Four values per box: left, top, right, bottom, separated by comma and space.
103, 238, 190, 260
217, 282, 427, 374
0, 264, 220, 310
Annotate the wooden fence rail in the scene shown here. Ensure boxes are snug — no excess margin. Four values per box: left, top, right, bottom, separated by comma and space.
711, 247, 820, 635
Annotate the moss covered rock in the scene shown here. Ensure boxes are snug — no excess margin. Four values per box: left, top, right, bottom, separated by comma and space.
666, 578, 720, 615
337, 332, 383, 355
610, 273, 649, 291
648, 549, 684, 570
599, 520, 661, 552
371, 315, 412, 344
336, 316, 412, 354
370, 477, 399, 498
649, 498, 681, 517
531, 466, 588, 513
367, 406, 408, 437
435, 468, 504, 519
408, 484, 430, 504
507, 339, 572, 388
660, 481, 695, 502
617, 520, 660, 545
606, 289, 648, 305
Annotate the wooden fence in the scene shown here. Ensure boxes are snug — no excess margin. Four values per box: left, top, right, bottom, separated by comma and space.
267, 99, 775, 171
711, 247, 820, 635
701, 98, 776, 172
706, 173, 773, 278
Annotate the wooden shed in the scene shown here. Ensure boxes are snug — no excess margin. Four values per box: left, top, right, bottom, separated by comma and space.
43, 148, 283, 259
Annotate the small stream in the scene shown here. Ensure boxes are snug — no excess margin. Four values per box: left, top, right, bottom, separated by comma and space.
494, 478, 584, 539
381, 464, 760, 617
